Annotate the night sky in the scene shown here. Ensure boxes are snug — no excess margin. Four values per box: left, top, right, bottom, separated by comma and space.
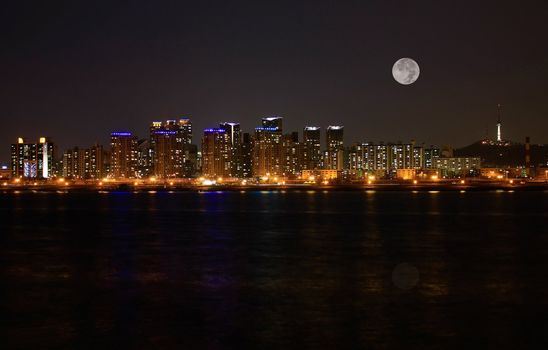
2, 0, 547, 162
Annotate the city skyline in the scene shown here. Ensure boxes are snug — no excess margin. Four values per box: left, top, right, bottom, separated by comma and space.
8, 114, 547, 183
2, 108, 536, 165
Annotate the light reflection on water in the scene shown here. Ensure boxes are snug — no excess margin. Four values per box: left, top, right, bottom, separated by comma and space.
1, 191, 548, 348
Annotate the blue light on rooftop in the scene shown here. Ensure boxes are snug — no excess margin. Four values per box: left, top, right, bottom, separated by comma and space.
154, 130, 177, 135
111, 132, 132, 136
255, 127, 279, 131
204, 128, 226, 133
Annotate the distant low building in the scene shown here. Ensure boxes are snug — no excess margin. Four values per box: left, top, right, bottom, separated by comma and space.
480, 167, 526, 179
434, 157, 481, 177
395, 168, 416, 180
301, 169, 341, 181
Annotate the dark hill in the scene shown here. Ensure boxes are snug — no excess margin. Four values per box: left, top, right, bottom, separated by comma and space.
455, 141, 548, 167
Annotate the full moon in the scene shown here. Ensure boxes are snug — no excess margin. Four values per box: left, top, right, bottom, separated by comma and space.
392, 58, 420, 85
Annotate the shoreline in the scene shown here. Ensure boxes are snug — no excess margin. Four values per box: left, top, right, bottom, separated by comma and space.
2, 182, 548, 193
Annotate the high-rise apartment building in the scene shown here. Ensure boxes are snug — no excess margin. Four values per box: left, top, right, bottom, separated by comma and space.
389, 143, 414, 171
412, 144, 424, 169
62, 144, 106, 179
283, 131, 302, 176
11, 137, 55, 179
252, 117, 284, 177
219, 122, 242, 177
153, 129, 180, 178
375, 144, 389, 173
241, 133, 253, 178
326, 126, 344, 170
201, 128, 230, 178
110, 132, 138, 179
149, 118, 195, 178
424, 147, 441, 169
302, 127, 321, 170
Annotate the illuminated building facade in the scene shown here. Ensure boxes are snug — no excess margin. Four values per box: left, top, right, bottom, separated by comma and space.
301, 169, 341, 180
10, 137, 55, 179
423, 147, 440, 169
136, 139, 152, 178
62, 145, 105, 179
375, 144, 389, 173
347, 143, 363, 178
153, 129, 180, 178
149, 118, 195, 178
389, 143, 414, 172
413, 145, 424, 169
434, 157, 481, 177
220, 122, 242, 177
201, 128, 230, 177
63, 147, 85, 178
240, 133, 253, 178
110, 132, 138, 178
283, 131, 302, 176
252, 117, 283, 176
326, 126, 344, 170
302, 126, 321, 170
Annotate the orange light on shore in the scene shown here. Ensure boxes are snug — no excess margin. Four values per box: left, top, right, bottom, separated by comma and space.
413, 180, 418, 184
58, 178, 65, 183
150, 177, 157, 182
431, 175, 439, 180
14, 178, 21, 183
2, 182, 8, 186
460, 180, 465, 184
98, 182, 103, 186
367, 180, 372, 185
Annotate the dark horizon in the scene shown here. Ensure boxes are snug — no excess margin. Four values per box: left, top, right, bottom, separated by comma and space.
2, 0, 548, 162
